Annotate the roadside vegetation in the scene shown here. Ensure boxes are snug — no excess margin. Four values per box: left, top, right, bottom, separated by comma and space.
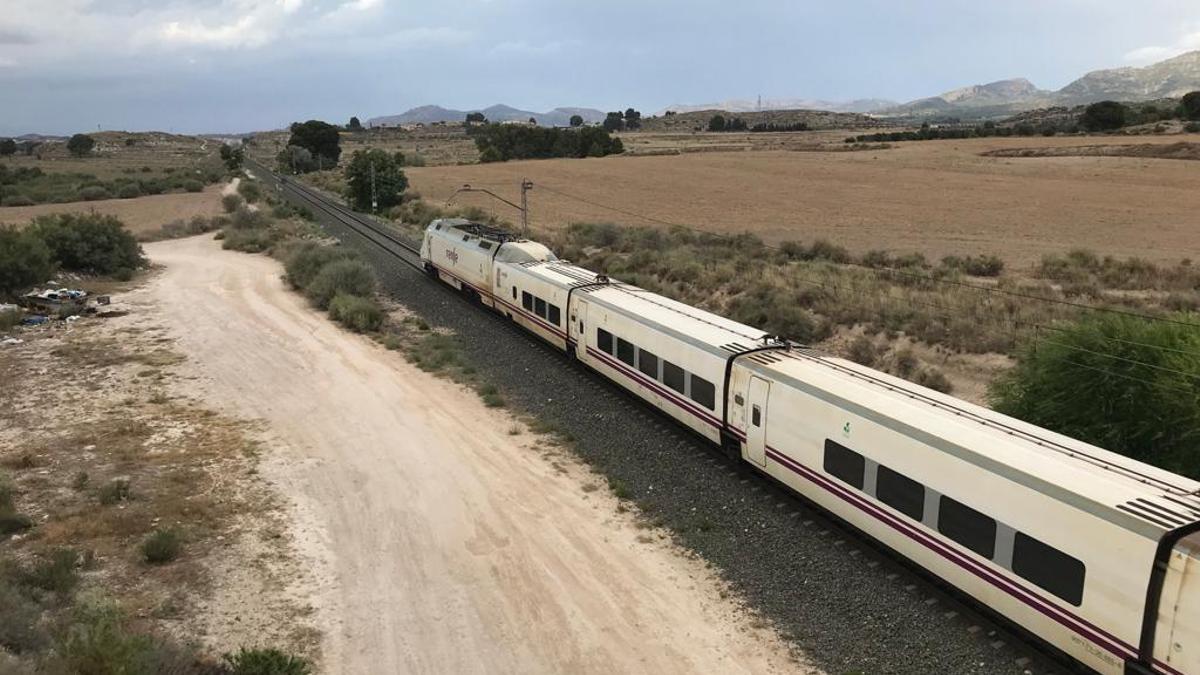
1, 212, 148, 297
0, 163, 222, 207
471, 124, 624, 162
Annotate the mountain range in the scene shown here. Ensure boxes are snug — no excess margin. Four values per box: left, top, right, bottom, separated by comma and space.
664, 50, 1200, 119
367, 104, 606, 127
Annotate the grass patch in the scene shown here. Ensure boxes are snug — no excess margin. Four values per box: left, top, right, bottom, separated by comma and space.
328, 292, 384, 333
98, 478, 132, 505
223, 647, 313, 675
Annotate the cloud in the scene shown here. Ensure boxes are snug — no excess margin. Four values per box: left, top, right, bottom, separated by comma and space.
0, 28, 37, 45
278, 0, 303, 14
160, 15, 273, 48
0, 57, 17, 68
490, 39, 574, 56
1124, 27, 1200, 65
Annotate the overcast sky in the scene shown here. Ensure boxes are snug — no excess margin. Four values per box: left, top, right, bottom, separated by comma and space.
2, 0, 1198, 136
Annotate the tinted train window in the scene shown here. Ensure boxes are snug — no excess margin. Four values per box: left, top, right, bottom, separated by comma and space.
617, 338, 635, 366
511, 286, 517, 300
479, 241, 492, 250
751, 406, 762, 427
548, 304, 561, 326
823, 440, 864, 490
876, 465, 924, 521
598, 329, 613, 354
690, 376, 715, 410
1013, 533, 1086, 606
938, 496, 996, 559
663, 361, 685, 394
638, 349, 659, 379
522, 291, 533, 311
535, 298, 547, 319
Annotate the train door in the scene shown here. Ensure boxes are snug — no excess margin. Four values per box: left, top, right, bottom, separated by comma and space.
746, 376, 770, 467
572, 301, 588, 359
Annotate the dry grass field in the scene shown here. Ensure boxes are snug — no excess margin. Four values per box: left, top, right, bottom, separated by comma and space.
406, 132, 1200, 268
0, 185, 225, 236
5, 131, 217, 178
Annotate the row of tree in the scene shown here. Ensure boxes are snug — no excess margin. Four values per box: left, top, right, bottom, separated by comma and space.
276, 120, 343, 174
473, 124, 624, 162
602, 109, 642, 132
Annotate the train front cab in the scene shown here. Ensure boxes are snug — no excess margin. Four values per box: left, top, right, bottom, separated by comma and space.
1138, 530, 1200, 675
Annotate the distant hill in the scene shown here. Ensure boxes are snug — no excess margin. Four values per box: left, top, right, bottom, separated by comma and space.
659, 98, 896, 115
882, 50, 1200, 118
367, 105, 606, 128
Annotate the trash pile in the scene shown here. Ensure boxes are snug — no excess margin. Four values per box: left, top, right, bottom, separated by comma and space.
1, 284, 121, 345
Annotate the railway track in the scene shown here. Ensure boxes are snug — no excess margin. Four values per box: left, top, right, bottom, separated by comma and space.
248, 160, 1081, 675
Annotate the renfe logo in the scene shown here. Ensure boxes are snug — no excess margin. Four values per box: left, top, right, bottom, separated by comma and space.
446, 249, 459, 264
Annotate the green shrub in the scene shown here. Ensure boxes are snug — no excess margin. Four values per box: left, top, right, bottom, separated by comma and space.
27, 213, 145, 275
1, 194, 35, 206
21, 548, 79, 593
328, 292, 383, 332
942, 254, 1004, 277
846, 335, 878, 366
78, 186, 111, 201
237, 180, 262, 203
991, 313, 1200, 477
98, 478, 132, 505
913, 366, 953, 393
307, 260, 376, 309
181, 179, 204, 193
54, 597, 179, 674
222, 193, 245, 213
0, 578, 47, 653
1186, 122, 1200, 133
0, 226, 53, 298
284, 243, 358, 289
223, 647, 312, 675
115, 183, 142, 199
0, 512, 33, 535
222, 228, 276, 253
141, 528, 182, 565
230, 205, 269, 230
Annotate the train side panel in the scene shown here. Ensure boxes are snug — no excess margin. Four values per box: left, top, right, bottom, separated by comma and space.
758, 377, 1152, 675
494, 264, 569, 350
577, 295, 725, 444
1153, 533, 1200, 674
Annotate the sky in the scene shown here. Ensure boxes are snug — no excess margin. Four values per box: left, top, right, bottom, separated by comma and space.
1, 0, 1199, 136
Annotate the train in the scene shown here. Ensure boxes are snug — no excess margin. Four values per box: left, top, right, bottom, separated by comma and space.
420, 217, 1200, 675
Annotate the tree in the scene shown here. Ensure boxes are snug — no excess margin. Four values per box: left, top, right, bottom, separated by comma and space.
708, 115, 726, 132
1181, 91, 1200, 121
623, 108, 642, 130
602, 112, 625, 133
1079, 101, 1127, 132
465, 112, 487, 124
219, 143, 245, 172
286, 120, 341, 169
569, 114, 584, 127
0, 138, 16, 156
343, 148, 408, 212
348, 116, 364, 132
529, 117, 537, 125
66, 133, 95, 157
0, 226, 52, 299
277, 145, 317, 174
990, 313, 1200, 478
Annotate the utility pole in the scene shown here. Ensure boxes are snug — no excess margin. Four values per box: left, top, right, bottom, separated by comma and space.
520, 178, 533, 237
370, 161, 378, 214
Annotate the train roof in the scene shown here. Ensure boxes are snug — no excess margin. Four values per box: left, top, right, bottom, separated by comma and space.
749, 348, 1200, 539
515, 261, 772, 353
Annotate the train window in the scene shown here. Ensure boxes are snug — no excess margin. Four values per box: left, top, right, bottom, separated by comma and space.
512, 286, 517, 300
638, 349, 659, 379
535, 298, 547, 319
751, 405, 761, 427
1012, 533, 1085, 606
937, 496, 996, 559
598, 329, 613, 354
548, 304, 561, 326
617, 338, 636, 367
690, 376, 715, 410
876, 465, 924, 521
823, 440, 865, 490
522, 291, 533, 311
479, 241, 492, 250
663, 361, 686, 394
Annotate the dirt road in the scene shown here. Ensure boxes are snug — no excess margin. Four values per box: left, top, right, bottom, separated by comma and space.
143, 235, 808, 675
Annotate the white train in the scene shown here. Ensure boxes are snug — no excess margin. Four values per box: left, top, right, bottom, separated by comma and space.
421, 218, 1200, 675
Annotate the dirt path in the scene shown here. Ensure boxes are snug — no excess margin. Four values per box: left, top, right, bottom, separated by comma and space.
142, 235, 809, 675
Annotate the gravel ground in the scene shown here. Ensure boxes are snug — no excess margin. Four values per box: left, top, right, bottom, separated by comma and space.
264, 169, 1074, 675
